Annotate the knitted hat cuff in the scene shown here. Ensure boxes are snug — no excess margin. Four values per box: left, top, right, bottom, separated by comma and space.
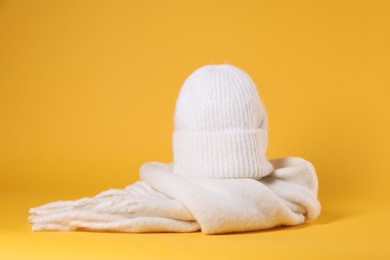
172, 129, 273, 179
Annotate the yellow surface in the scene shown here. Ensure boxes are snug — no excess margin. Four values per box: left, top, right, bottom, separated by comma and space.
0, 0, 389, 259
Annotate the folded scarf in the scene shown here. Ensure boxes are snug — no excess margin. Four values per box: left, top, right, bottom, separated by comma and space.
29, 157, 320, 234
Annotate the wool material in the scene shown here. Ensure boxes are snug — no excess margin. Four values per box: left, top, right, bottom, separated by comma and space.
29, 64, 321, 234
173, 64, 273, 179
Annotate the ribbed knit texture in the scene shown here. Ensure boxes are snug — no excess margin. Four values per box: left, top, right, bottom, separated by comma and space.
172, 64, 273, 179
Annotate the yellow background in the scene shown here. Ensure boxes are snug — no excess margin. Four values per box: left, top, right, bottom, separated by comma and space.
1, 0, 389, 259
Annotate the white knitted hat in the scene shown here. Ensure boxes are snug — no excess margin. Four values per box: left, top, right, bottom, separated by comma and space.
172, 64, 273, 179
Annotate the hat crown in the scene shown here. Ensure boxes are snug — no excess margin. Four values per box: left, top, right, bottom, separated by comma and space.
174, 64, 266, 133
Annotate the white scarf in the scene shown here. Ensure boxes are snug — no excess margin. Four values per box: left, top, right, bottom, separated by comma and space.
29, 157, 321, 234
